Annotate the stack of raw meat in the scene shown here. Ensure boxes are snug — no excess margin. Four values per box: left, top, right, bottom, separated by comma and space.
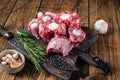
28, 11, 86, 56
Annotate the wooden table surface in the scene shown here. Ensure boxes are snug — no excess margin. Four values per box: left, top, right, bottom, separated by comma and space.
0, 0, 119, 80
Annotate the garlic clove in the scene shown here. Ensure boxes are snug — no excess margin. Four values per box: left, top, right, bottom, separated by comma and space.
1, 61, 7, 65
6, 54, 12, 58
1, 56, 7, 61
12, 53, 19, 60
17, 58, 22, 63
6, 57, 12, 64
94, 19, 108, 34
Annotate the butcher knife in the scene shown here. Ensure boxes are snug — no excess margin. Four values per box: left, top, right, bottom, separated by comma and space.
0, 25, 110, 80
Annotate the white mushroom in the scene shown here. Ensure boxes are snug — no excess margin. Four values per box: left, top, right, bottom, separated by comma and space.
12, 53, 19, 60
94, 19, 108, 34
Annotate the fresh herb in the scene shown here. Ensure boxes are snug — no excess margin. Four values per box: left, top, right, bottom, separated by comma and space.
17, 31, 46, 72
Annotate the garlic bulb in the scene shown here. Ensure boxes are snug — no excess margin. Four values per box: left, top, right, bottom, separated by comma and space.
94, 19, 108, 34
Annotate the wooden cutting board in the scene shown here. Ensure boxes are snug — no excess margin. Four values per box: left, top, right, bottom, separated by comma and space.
5, 26, 100, 80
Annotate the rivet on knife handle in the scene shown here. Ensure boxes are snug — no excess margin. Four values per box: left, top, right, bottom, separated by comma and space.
0, 25, 14, 39
93, 56, 110, 74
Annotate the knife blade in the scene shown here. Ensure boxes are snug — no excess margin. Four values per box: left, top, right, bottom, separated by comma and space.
0, 25, 77, 80
0, 25, 110, 80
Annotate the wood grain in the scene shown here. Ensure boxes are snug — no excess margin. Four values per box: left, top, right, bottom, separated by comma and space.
0, 0, 120, 80
0, 0, 17, 25
89, 0, 120, 80
0, 0, 41, 80
0, 0, 17, 80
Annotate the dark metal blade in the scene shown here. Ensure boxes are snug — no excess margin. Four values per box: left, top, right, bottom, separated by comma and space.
6, 36, 76, 80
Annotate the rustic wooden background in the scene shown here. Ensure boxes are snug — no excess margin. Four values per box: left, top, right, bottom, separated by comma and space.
0, 0, 120, 80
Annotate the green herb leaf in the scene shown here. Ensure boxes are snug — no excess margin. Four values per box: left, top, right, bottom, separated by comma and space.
17, 31, 46, 72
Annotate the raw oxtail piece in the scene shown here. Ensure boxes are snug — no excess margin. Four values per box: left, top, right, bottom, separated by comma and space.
55, 11, 81, 28
46, 36, 75, 56
69, 27, 86, 43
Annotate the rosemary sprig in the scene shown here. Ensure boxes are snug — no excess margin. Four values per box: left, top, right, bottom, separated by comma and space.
17, 31, 46, 72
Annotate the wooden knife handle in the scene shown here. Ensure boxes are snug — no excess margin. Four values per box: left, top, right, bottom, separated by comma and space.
0, 25, 14, 39
78, 52, 111, 74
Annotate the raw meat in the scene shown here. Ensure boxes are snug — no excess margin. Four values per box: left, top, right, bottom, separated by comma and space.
37, 12, 43, 18
44, 12, 56, 18
46, 36, 75, 56
55, 11, 81, 28
28, 11, 86, 56
39, 21, 66, 42
28, 19, 39, 39
69, 27, 86, 43
39, 23, 54, 42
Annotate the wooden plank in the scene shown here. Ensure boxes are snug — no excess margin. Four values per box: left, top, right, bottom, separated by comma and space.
0, 0, 18, 80
0, 0, 17, 51
77, 0, 88, 27
89, 0, 120, 80
108, 0, 120, 80
39, 0, 76, 12
0, 0, 17, 25
15, 63, 39, 80
0, 0, 41, 80
38, 71, 46, 80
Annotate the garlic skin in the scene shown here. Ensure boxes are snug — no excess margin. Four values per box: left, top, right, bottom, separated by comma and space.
94, 19, 108, 34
